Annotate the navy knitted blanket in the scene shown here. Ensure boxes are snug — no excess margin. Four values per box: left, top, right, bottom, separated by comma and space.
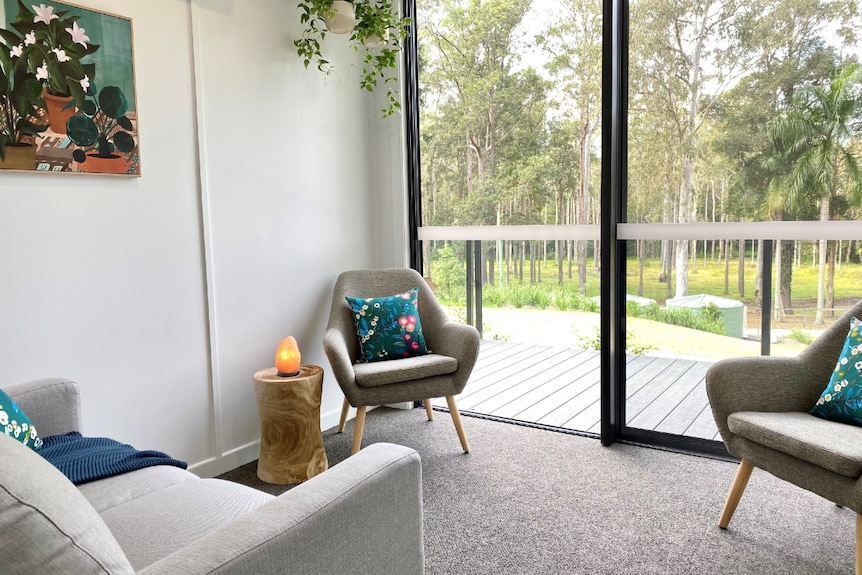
40, 432, 188, 485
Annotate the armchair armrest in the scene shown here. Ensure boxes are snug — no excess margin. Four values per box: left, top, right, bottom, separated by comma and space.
430, 321, 480, 376
324, 326, 357, 389
706, 355, 825, 445
138, 443, 424, 575
2, 378, 81, 436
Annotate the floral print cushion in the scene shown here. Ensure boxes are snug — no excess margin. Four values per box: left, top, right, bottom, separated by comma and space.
0, 388, 43, 451
810, 317, 862, 427
346, 287, 429, 363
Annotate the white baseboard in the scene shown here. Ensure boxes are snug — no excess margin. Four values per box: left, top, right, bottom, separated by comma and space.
189, 406, 384, 478
189, 440, 261, 478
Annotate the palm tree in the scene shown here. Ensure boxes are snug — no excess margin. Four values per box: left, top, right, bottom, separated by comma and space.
768, 63, 862, 324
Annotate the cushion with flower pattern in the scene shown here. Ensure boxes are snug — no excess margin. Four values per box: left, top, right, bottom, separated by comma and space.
346, 287, 430, 363
810, 316, 862, 427
0, 388, 43, 451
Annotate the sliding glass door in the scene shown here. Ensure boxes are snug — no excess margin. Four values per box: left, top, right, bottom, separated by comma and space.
412, 0, 606, 434
618, 0, 862, 449
407, 0, 862, 454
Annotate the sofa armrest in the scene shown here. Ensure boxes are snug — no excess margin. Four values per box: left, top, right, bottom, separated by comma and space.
138, 443, 424, 575
2, 378, 81, 437
706, 355, 825, 446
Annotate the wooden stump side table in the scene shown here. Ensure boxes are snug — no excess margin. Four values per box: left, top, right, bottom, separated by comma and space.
252, 365, 328, 484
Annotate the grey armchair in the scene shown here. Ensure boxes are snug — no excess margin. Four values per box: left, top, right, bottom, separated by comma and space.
706, 300, 862, 574
323, 268, 480, 454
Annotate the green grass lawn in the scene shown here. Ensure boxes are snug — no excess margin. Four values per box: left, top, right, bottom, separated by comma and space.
435, 256, 861, 308
432, 254, 860, 336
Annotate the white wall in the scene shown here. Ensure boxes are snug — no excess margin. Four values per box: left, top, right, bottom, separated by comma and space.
0, 0, 407, 476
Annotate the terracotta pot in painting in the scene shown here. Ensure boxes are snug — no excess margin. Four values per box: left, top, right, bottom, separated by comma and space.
0, 144, 36, 170
78, 153, 130, 174
43, 88, 76, 134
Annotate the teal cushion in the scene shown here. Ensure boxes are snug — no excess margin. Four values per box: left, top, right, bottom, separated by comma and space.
346, 287, 429, 363
0, 388, 43, 451
810, 317, 862, 426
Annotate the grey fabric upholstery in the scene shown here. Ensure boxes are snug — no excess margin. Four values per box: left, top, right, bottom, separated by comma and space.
707, 299, 862, 514
354, 353, 458, 387
5, 377, 82, 436
323, 268, 480, 406
78, 465, 198, 513
102, 479, 274, 570
706, 300, 862, 573
1, 378, 425, 575
137, 443, 424, 575
0, 433, 134, 575
728, 411, 862, 479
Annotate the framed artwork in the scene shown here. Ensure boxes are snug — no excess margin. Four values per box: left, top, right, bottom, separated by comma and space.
0, 1, 139, 175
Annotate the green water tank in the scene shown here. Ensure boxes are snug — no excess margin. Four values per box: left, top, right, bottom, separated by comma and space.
665, 294, 745, 339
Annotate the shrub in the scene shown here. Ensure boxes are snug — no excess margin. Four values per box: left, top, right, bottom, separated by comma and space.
431, 245, 466, 304
482, 286, 505, 308
789, 328, 814, 345
577, 326, 653, 355
530, 287, 551, 309
636, 303, 725, 335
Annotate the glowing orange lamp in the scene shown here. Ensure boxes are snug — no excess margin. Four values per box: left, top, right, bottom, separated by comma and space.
275, 336, 301, 377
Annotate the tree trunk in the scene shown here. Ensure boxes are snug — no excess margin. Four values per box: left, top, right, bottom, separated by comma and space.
738, 226, 745, 298
754, 239, 763, 308
774, 239, 782, 320
815, 196, 830, 325
659, 239, 670, 283
522, 241, 527, 282
827, 240, 836, 317
781, 240, 794, 311
724, 239, 730, 295
638, 239, 645, 297
577, 114, 594, 294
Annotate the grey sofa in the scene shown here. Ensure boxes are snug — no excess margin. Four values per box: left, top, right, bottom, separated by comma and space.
0, 377, 424, 575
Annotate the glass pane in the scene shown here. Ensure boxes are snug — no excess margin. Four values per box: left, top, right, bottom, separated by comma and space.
418, 0, 605, 435
628, 0, 861, 226
424, 239, 603, 434
623, 238, 861, 440
772, 239, 862, 350
417, 0, 603, 233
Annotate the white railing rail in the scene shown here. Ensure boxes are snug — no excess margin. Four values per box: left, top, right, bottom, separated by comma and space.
418, 221, 862, 241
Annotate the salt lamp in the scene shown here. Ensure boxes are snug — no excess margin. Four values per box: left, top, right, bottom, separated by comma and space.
275, 336, 301, 377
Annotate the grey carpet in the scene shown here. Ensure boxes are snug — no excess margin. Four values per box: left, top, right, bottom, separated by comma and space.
218, 407, 856, 574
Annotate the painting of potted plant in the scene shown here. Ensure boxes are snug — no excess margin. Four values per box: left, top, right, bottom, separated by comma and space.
6, 1, 99, 133
0, 28, 48, 170
66, 84, 135, 174
294, 0, 410, 117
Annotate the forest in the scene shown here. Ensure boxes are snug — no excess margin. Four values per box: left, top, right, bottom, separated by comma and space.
416, 0, 862, 324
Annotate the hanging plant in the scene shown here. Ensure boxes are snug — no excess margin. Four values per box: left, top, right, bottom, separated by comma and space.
294, 0, 411, 117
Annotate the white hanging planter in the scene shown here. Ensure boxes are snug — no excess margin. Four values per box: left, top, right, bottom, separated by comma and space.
325, 1, 356, 34
362, 29, 390, 48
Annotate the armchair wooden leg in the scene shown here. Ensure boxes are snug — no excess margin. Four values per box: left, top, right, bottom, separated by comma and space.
338, 398, 350, 433
856, 514, 861, 575
425, 399, 434, 421
719, 459, 753, 529
446, 396, 470, 453
351, 406, 367, 455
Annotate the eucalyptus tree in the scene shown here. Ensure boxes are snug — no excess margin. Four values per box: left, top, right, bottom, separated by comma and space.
629, 0, 762, 298
420, 0, 546, 223
419, 0, 553, 283
710, 0, 853, 312
769, 62, 862, 324
538, 0, 602, 293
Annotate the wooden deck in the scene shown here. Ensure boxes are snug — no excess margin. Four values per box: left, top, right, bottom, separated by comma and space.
432, 340, 720, 441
